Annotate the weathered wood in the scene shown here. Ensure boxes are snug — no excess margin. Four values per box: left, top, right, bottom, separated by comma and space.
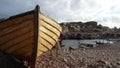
0, 14, 33, 30
0, 5, 62, 68
6, 37, 34, 53
39, 26, 58, 40
0, 31, 34, 50
39, 14, 62, 32
40, 20, 60, 36
0, 22, 34, 44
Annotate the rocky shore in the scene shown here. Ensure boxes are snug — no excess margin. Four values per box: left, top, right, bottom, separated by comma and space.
36, 42, 120, 68
60, 21, 120, 39
0, 42, 120, 68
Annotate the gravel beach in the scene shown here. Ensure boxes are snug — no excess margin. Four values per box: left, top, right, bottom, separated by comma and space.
0, 42, 120, 68
36, 42, 120, 68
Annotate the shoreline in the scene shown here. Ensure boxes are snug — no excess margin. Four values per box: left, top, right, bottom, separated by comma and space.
36, 42, 120, 68
0, 42, 120, 68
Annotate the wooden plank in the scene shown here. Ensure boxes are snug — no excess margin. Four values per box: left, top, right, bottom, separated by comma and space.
36, 42, 48, 58
39, 31, 56, 45
39, 26, 58, 41
0, 22, 34, 44
0, 31, 34, 50
6, 37, 34, 53
14, 44, 33, 57
0, 19, 34, 37
40, 20, 60, 36
38, 37, 53, 49
39, 14, 62, 32
40, 31, 57, 43
37, 44, 48, 52
0, 14, 33, 30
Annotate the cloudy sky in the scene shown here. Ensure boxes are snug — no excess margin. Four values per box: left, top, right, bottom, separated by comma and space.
0, 0, 120, 28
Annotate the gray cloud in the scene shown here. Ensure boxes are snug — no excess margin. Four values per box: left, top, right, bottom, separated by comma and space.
0, 0, 120, 28
0, 0, 35, 18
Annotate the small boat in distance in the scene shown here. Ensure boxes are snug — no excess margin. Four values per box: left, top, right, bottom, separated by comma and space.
0, 5, 62, 68
96, 41, 104, 44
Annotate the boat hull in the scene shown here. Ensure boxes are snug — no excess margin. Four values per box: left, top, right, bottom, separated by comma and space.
0, 5, 62, 68
0, 11, 35, 59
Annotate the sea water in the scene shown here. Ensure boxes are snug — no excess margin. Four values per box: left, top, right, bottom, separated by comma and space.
62, 39, 117, 50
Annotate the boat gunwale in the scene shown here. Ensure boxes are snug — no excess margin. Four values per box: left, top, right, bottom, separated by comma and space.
0, 10, 34, 24
0, 5, 62, 33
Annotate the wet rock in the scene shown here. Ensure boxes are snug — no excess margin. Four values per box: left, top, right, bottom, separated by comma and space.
116, 62, 120, 65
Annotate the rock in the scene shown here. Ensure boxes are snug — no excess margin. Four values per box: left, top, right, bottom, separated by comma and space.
60, 21, 120, 39
97, 60, 113, 68
84, 21, 97, 27
79, 45, 88, 48
36, 42, 120, 68
69, 47, 76, 51
116, 62, 120, 65
97, 60, 110, 64
63, 58, 67, 62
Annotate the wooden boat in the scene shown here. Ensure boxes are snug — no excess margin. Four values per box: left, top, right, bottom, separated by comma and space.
0, 5, 62, 68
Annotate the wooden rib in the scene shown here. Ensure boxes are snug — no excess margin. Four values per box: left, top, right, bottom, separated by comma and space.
5, 37, 34, 53
0, 14, 33, 30
40, 31, 57, 42
38, 37, 53, 49
38, 42, 50, 50
39, 31, 56, 45
0, 19, 34, 37
40, 36, 53, 46
41, 19, 61, 33
0, 31, 34, 50
41, 24, 59, 37
0, 22, 34, 44
39, 14, 62, 32
40, 20, 60, 36
39, 26, 58, 41
39, 30, 56, 46
37, 43, 48, 52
